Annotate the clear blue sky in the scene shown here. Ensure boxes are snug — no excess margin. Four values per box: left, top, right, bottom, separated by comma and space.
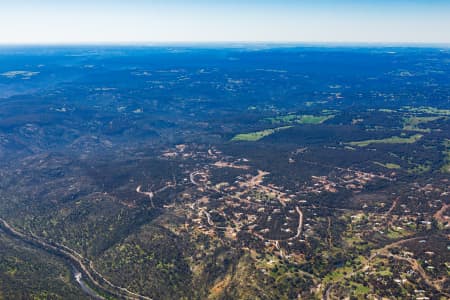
0, 0, 449, 44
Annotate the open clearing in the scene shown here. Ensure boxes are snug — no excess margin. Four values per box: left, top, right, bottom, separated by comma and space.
231, 126, 292, 142
348, 134, 423, 147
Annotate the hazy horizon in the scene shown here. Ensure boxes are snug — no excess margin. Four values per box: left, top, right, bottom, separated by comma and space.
1, 42, 449, 48
1, 0, 449, 44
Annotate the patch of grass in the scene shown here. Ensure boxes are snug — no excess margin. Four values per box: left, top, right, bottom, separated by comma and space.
231, 126, 292, 142
322, 109, 339, 114
402, 106, 450, 116
348, 134, 423, 147
373, 162, 401, 169
403, 116, 443, 132
267, 114, 334, 125
324, 266, 353, 282
379, 108, 395, 113
304, 100, 328, 107
298, 115, 334, 124
386, 229, 404, 239
378, 269, 393, 277
352, 282, 371, 296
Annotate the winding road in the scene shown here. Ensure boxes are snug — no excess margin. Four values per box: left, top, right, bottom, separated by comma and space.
0, 217, 152, 300
136, 182, 176, 208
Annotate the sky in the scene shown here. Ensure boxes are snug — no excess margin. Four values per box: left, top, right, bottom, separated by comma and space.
0, 0, 449, 44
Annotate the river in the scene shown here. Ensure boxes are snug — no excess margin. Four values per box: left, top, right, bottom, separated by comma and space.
72, 265, 105, 299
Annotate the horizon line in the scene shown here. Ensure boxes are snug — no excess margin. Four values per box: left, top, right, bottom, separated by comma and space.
0, 41, 449, 48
